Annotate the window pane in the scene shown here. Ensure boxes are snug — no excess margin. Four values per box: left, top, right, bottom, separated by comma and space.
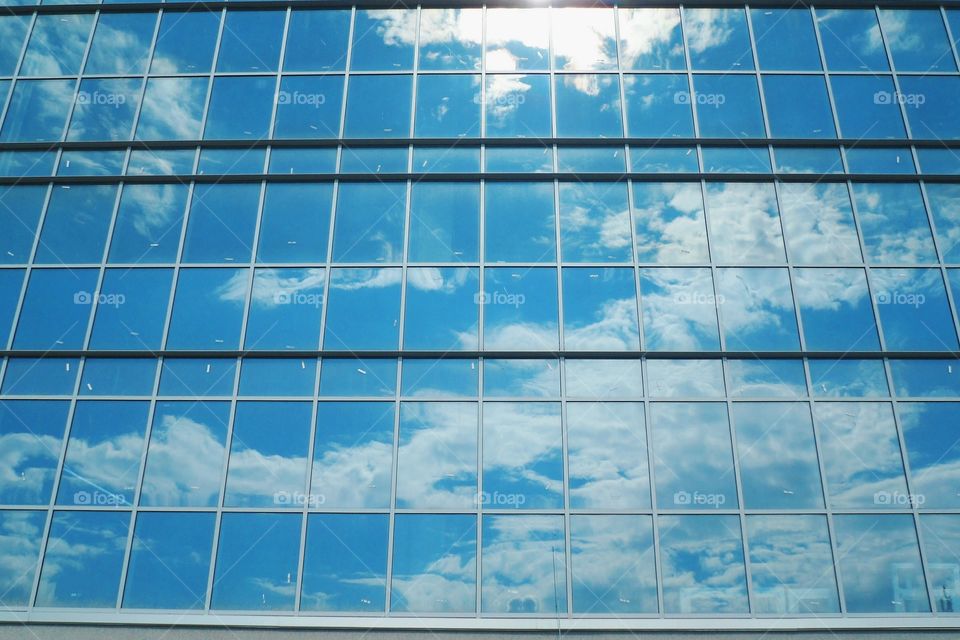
0, 16, 29, 76
183, 184, 260, 263
624, 74, 693, 138
151, 12, 219, 73
1, 80, 75, 142
0, 510, 45, 607
774, 147, 844, 174
705, 182, 784, 263
889, 359, 960, 397
926, 184, 960, 262
659, 515, 748, 613
318, 359, 396, 397
56, 401, 148, 507
651, 402, 737, 510
217, 10, 284, 72
831, 76, 906, 139
0, 400, 69, 505
558, 182, 631, 263
90, 268, 173, 349
484, 182, 555, 263
726, 359, 806, 397
391, 514, 477, 613
872, 268, 958, 351
323, 268, 401, 350
312, 402, 394, 508
746, 515, 840, 614
35, 185, 117, 264
80, 358, 156, 396
565, 359, 642, 398
127, 150, 194, 176
684, 9, 753, 70
562, 268, 640, 351
108, 184, 187, 264
257, 183, 332, 263
166, 268, 248, 350
212, 513, 300, 610
899, 402, 960, 508
2, 358, 78, 395
224, 401, 311, 507
20, 14, 92, 76
900, 76, 960, 141
245, 268, 325, 350
158, 358, 236, 396
485, 74, 551, 138
716, 268, 800, 351
567, 402, 649, 508
0, 186, 45, 265
140, 401, 229, 506
483, 268, 559, 350
485, 8, 549, 71
332, 182, 406, 262
123, 512, 214, 610
694, 75, 765, 138
552, 8, 616, 70
817, 9, 889, 71
351, 10, 415, 71
647, 358, 725, 397
85, 13, 155, 75
920, 515, 960, 613
36, 511, 128, 607
414, 146, 480, 173
483, 359, 559, 398
794, 268, 880, 351
809, 359, 889, 397
417, 8, 481, 71
400, 359, 478, 398
554, 75, 622, 138
778, 182, 861, 264
414, 74, 480, 138
396, 402, 477, 508
734, 402, 823, 508
238, 358, 316, 397
852, 183, 936, 264
404, 268, 478, 351
274, 75, 344, 139
481, 515, 566, 613
640, 268, 720, 351
269, 148, 337, 174
762, 75, 835, 138
204, 77, 275, 140
752, 8, 821, 70
284, 10, 350, 72
619, 8, 684, 70
483, 402, 562, 509
14, 268, 98, 350
633, 182, 708, 263
571, 515, 657, 614
302, 514, 388, 612
409, 183, 479, 262
136, 78, 209, 141
834, 515, 929, 613
815, 402, 908, 508
880, 9, 955, 72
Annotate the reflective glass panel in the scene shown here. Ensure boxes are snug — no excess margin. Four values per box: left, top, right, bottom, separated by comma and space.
484, 182, 555, 263
0, 400, 69, 505
351, 10, 416, 71
762, 75, 835, 139
0, 187, 49, 265
817, 9, 889, 71
245, 268, 325, 350
554, 75, 623, 138
889, 359, 960, 397
418, 9, 482, 71
166, 268, 248, 350
483, 268, 559, 351
646, 358, 725, 398
618, 8, 684, 70
716, 268, 800, 351
0, 80, 74, 142
751, 9, 821, 70
552, 8, 617, 70
13, 268, 98, 350
0, 510, 45, 608
217, 10, 284, 72
400, 359, 478, 398
415, 75, 481, 138
483, 402, 562, 509
872, 268, 958, 351
485, 74, 551, 138
485, 8, 549, 71
794, 268, 881, 352
704, 182, 785, 263
831, 76, 906, 139
238, 358, 316, 397
562, 268, 640, 351
151, 12, 219, 73
273, 76, 344, 139
559, 182, 631, 263
640, 267, 720, 351
919, 515, 960, 613
85, 13, 155, 75
318, 359, 396, 397
20, 14, 92, 76
693, 75, 765, 138
483, 359, 559, 398
35, 184, 117, 264
90, 268, 173, 350
409, 183, 479, 262
778, 182, 861, 264
684, 9, 753, 70
323, 268, 402, 350
136, 78, 209, 141
633, 182, 709, 263
284, 10, 351, 72
925, 184, 960, 262
899, 402, 960, 508
80, 358, 157, 396
257, 183, 333, 263
726, 359, 806, 397
880, 9, 955, 72
332, 182, 406, 262
481, 515, 566, 613
68, 78, 142, 142
204, 77, 275, 140
403, 268, 479, 351
564, 359, 643, 398
852, 183, 936, 264
809, 359, 889, 397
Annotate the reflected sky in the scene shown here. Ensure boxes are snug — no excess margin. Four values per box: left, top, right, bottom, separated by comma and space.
483, 402, 562, 509
571, 515, 657, 613
633, 182, 709, 263
640, 267, 720, 351
0, 510, 45, 608
391, 514, 476, 613
481, 515, 566, 613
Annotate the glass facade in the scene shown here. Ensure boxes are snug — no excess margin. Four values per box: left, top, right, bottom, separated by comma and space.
0, 0, 959, 629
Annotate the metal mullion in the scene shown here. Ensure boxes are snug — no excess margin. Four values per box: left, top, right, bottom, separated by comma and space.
158, 181, 196, 351
809, 6, 849, 172
235, 180, 268, 352
266, 7, 292, 142
943, 6, 960, 70
558, 357, 572, 617
743, 4, 772, 145
119, 9, 162, 147
475, 355, 483, 617
697, 178, 725, 351
78, 179, 126, 351
771, 180, 810, 353
918, 179, 960, 349
293, 355, 322, 613
678, 5, 702, 149
4, 182, 53, 350
202, 354, 243, 611
642, 358, 665, 617
842, 176, 890, 352
478, 176, 485, 350
196, 8, 228, 142
59, 10, 100, 145
27, 354, 91, 608
0, 11, 38, 131
720, 358, 752, 614
113, 353, 165, 610
872, 5, 914, 141
479, 4, 487, 139
383, 356, 402, 615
